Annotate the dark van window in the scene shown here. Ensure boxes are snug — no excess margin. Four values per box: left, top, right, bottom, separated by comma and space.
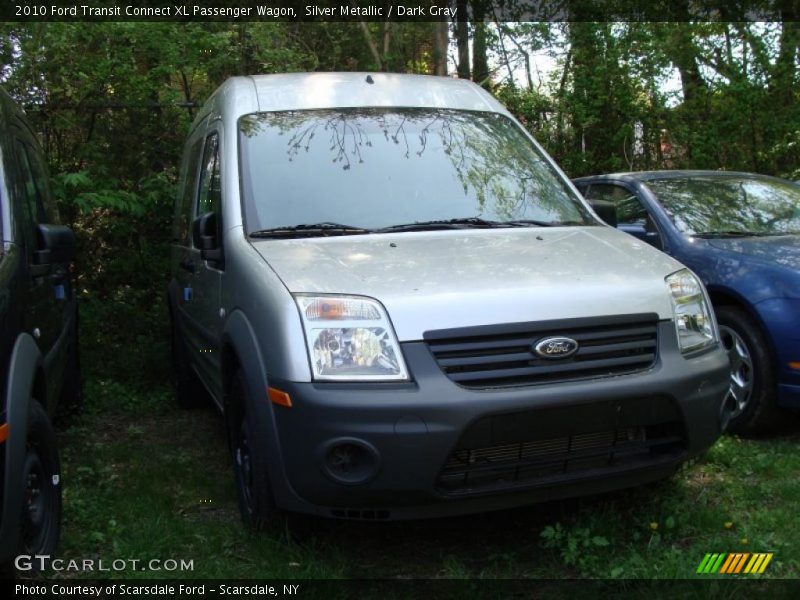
14, 140, 45, 239
174, 138, 203, 243
16, 142, 45, 223
23, 143, 59, 224
196, 133, 221, 217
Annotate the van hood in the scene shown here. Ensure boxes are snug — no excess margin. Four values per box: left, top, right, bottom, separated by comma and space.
251, 227, 683, 341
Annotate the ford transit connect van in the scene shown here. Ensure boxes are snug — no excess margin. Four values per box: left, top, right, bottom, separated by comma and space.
168, 73, 730, 526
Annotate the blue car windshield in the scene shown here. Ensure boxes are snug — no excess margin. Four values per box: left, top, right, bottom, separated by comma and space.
646, 175, 800, 236
238, 108, 593, 234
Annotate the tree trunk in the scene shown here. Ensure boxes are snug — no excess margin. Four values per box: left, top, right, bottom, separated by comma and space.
664, 5, 707, 106
472, 1, 489, 84
434, 20, 449, 75
356, 19, 383, 70
771, 18, 799, 106
455, 0, 470, 78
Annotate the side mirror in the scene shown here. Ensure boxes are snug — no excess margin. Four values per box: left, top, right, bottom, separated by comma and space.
619, 223, 663, 250
33, 223, 76, 270
589, 200, 618, 228
192, 212, 222, 262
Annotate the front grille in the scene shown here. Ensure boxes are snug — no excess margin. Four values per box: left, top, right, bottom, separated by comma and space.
425, 314, 659, 388
437, 397, 686, 496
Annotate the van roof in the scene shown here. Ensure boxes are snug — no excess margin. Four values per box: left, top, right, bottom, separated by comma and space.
192, 72, 510, 132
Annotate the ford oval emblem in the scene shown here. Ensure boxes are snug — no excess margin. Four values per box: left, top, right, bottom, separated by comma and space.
533, 336, 579, 359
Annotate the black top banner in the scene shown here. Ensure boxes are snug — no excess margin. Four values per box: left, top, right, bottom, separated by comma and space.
3, 0, 799, 23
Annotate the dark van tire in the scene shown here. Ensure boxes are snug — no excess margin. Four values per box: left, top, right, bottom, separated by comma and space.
716, 306, 780, 434
170, 314, 207, 409
18, 400, 62, 565
228, 370, 277, 530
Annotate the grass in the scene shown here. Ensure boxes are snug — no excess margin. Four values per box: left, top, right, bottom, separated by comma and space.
39, 290, 800, 585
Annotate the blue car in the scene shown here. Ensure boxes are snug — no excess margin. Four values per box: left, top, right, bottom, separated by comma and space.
573, 171, 800, 433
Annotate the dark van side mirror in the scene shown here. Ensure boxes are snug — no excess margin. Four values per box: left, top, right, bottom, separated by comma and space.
33, 223, 76, 268
192, 212, 222, 262
589, 200, 618, 228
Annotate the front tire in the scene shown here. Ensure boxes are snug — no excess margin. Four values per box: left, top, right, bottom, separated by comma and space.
228, 370, 277, 530
717, 306, 779, 434
18, 400, 62, 565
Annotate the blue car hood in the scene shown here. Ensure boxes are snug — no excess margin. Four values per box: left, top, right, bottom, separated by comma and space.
707, 235, 800, 269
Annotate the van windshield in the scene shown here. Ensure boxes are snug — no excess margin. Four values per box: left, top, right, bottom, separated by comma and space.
238, 108, 594, 235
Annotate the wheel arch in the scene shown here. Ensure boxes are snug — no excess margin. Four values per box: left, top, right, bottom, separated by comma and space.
220, 309, 301, 510
706, 285, 779, 371
0, 333, 44, 562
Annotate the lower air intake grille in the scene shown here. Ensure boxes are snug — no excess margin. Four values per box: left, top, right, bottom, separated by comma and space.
437, 397, 686, 496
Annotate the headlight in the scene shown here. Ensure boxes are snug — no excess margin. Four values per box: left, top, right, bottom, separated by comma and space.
294, 295, 409, 381
665, 269, 717, 353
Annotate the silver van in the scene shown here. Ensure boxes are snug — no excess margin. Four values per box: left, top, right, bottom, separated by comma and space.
168, 73, 731, 526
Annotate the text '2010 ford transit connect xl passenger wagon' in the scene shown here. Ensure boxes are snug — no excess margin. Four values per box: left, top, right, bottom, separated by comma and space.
169, 73, 731, 526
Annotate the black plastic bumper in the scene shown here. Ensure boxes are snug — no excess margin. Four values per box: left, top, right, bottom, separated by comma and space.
269, 322, 730, 520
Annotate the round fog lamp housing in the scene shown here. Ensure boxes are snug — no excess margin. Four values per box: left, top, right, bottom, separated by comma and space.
320, 438, 380, 485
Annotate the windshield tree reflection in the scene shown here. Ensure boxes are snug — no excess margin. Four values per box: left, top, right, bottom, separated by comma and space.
646, 176, 800, 236
239, 108, 593, 233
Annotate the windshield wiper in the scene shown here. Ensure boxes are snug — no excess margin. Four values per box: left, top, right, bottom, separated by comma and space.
253, 217, 582, 238
377, 217, 581, 232
692, 230, 771, 238
249, 222, 373, 238
376, 217, 511, 233
505, 219, 582, 227
377, 216, 580, 233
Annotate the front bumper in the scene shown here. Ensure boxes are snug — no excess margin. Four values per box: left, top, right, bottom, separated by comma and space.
270, 322, 729, 519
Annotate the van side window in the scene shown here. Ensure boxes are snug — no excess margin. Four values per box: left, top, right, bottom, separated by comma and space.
24, 143, 60, 224
585, 184, 648, 226
13, 140, 45, 245
174, 138, 203, 244
15, 141, 43, 220
196, 133, 221, 217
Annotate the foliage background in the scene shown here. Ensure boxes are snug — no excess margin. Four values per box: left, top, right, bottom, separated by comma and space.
1, 15, 799, 580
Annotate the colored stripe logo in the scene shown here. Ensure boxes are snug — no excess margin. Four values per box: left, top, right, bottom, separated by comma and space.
696, 553, 773, 574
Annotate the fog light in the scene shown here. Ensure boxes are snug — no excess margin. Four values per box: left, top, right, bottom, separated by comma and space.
321, 439, 379, 485
789, 362, 800, 371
